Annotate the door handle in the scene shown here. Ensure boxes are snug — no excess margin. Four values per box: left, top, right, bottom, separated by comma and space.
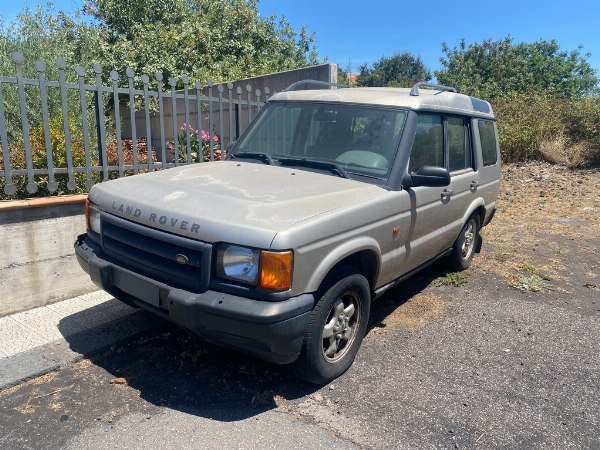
441, 189, 454, 198
470, 180, 479, 189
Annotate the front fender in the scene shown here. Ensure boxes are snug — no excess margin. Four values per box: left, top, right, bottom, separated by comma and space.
304, 237, 381, 293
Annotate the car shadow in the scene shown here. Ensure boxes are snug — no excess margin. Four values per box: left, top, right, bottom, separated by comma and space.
58, 262, 445, 421
58, 305, 318, 422
368, 262, 446, 333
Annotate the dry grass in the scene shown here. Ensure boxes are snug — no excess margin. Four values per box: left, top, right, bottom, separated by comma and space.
475, 162, 600, 286
368, 293, 447, 335
0, 371, 58, 398
540, 136, 599, 169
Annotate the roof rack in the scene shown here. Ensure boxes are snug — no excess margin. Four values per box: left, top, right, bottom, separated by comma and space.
410, 82, 457, 96
283, 79, 350, 92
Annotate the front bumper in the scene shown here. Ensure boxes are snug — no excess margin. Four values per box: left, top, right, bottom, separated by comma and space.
74, 234, 313, 364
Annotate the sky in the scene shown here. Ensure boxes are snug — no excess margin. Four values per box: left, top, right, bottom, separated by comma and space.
2, 0, 600, 77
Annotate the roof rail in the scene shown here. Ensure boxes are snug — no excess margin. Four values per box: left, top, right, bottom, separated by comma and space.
283, 79, 350, 92
410, 82, 457, 96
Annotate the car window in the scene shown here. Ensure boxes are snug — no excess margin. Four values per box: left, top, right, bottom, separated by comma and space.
478, 120, 498, 166
235, 102, 407, 181
447, 116, 472, 172
237, 104, 302, 156
409, 114, 443, 172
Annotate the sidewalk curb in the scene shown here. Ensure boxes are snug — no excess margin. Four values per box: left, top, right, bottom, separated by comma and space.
0, 310, 164, 390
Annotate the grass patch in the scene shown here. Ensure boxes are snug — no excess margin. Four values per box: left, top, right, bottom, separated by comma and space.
511, 274, 550, 292
435, 272, 468, 287
521, 263, 539, 274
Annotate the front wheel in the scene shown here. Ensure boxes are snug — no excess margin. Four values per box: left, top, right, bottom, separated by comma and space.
447, 214, 480, 271
294, 269, 370, 384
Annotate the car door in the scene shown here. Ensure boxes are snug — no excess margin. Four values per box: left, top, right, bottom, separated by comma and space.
399, 113, 450, 273
444, 116, 479, 244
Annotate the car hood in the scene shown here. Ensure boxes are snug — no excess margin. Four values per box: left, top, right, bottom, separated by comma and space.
89, 161, 388, 248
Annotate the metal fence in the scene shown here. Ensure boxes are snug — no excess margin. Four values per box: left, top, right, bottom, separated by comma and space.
0, 52, 270, 197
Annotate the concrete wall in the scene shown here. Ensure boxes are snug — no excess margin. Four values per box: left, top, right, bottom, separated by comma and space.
0, 196, 97, 317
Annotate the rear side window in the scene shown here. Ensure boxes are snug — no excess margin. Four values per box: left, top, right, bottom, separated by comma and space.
478, 120, 498, 166
447, 116, 472, 172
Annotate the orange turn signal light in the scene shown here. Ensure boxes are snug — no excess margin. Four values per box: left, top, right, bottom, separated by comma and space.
259, 251, 293, 291
85, 197, 91, 230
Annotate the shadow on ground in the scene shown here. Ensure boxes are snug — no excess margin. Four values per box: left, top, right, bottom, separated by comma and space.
57, 264, 442, 421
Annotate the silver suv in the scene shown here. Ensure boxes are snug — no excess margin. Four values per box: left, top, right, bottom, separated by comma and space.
75, 81, 500, 383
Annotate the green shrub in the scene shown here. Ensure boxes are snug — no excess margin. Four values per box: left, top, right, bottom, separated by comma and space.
0, 115, 153, 199
493, 94, 600, 166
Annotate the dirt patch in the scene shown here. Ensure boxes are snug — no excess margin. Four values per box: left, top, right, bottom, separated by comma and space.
0, 371, 58, 398
475, 162, 600, 293
368, 292, 447, 336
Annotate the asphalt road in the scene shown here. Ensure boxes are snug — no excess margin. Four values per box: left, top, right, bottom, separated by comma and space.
1, 261, 598, 450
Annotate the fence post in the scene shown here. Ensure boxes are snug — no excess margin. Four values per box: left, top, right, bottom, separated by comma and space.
169, 78, 179, 164
246, 84, 252, 126
77, 66, 94, 188
218, 84, 225, 157
236, 86, 242, 139
13, 53, 37, 194
182, 75, 192, 164
141, 74, 153, 172
93, 64, 108, 181
56, 58, 76, 191
194, 81, 203, 163
227, 82, 234, 145
126, 68, 139, 175
0, 78, 15, 195
110, 70, 124, 178
36, 60, 58, 193
208, 79, 214, 161
155, 72, 167, 167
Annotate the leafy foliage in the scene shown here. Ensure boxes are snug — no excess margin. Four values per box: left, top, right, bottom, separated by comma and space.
0, 5, 103, 141
356, 53, 431, 88
84, 0, 319, 87
0, 114, 153, 199
435, 37, 599, 99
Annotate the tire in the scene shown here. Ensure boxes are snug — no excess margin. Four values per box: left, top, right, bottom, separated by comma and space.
294, 268, 370, 384
447, 214, 480, 271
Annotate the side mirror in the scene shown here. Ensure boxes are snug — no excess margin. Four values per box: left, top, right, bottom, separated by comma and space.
410, 165, 450, 187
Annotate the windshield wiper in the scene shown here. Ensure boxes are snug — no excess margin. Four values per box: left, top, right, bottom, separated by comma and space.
277, 157, 349, 179
230, 152, 274, 165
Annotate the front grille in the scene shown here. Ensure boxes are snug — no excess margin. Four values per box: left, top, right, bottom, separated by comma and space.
100, 213, 212, 293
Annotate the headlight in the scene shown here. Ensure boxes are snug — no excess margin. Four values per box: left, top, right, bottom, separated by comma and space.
216, 245, 260, 285
85, 199, 102, 234
216, 245, 293, 291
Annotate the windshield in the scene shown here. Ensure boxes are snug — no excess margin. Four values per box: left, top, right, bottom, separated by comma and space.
234, 101, 407, 182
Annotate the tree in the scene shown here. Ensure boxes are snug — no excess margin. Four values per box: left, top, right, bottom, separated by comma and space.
336, 59, 355, 86
0, 5, 102, 140
84, 0, 319, 87
356, 53, 431, 88
435, 36, 599, 99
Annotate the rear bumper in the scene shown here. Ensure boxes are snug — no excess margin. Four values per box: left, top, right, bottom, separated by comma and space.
74, 234, 313, 364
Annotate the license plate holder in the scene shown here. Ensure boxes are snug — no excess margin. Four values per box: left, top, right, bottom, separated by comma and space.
113, 269, 160, 308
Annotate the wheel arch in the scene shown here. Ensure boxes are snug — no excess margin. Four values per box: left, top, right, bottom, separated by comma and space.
306, 239, 381, 295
